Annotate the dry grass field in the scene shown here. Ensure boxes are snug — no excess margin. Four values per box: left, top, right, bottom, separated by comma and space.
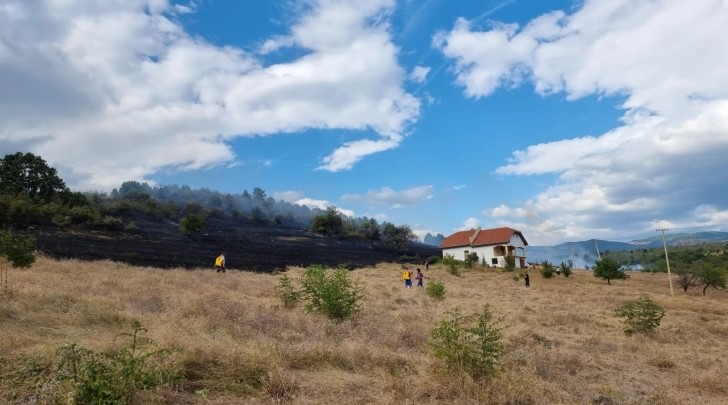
1, 257, 727, 404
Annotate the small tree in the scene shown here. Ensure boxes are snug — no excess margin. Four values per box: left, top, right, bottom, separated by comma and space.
276, 274, 301, 309
540, 261, 555, 278
559, 261, 573, 278
502, 254, 516, 272
442, 254, 460, 276
676, 267, 698, 293
0, 229, 36, 295
615, 294, 665, 335
695, 263, 727, 296
426, 280, 446, 300
464, 252, 479, 268
300, 265, 364, 321
430, 305, 505, 380
593, 257, 629, 285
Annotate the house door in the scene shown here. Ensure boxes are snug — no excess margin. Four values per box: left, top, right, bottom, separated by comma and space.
519, 258, 525, 269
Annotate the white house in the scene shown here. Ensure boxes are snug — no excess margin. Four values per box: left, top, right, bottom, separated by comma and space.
439, 227, 529, 268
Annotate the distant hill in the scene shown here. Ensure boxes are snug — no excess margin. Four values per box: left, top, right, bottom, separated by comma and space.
527, 232, 728, 268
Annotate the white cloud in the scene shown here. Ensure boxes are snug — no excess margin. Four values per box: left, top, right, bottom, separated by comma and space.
0, 0, 419, 189
294, 197, 354, 218
273, 190, 305, 203
458, 217, 480, 231
341, 185, 433, 206
409, 65, 431, 83
438, 0, 728, 243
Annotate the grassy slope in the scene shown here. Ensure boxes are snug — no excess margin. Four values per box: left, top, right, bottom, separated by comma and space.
1, 258, 727, 404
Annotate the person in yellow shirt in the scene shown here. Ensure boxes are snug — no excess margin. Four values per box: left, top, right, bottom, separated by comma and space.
215, 253, 226, 273
402, 267, 412, 288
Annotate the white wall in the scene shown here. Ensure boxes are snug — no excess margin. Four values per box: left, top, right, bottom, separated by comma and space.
442, 233, 528, 268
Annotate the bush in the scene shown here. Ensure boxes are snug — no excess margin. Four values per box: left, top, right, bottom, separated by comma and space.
55, 321, 179, 404
426, 280, 446, 300
503, 254, 516, 272
426, 255, 440, 265
277, 274, 301, 309
540, 261, 555, 278
463, 252, 479, 268
615, 294, 665, 335
430, 305, 505, 380
559, 261, 573, 277
180, 213, 206, 236
69, 206, 100, 224
442, 254, 460, 276
300, 265, 364, 321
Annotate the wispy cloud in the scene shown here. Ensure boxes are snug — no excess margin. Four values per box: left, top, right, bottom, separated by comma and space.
341, 185, 434, 207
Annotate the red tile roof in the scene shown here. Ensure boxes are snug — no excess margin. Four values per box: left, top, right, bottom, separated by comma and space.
439, 227, 528, 249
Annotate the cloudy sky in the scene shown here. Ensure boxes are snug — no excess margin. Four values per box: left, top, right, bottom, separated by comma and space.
2, 0, 728, 244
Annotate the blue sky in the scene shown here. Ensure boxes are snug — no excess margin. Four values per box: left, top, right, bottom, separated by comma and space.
2, 0, 728, 244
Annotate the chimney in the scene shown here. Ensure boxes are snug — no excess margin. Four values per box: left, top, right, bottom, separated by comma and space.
469, 227, 481, 245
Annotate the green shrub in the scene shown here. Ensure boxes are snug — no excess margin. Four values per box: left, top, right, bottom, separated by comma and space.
442, 254, 460, 276
503, 254, 516, 272
426, 255, 440, 265
69, 206, 101, 224
300, 265, 363, 321
540, 261, 555, 278
426, 280, 446, 300
277, 274, 301, 309
56, 321, 179, 404
180, 213, 206, 236
95, 215, 124, 230
430, 305, 505, 380
614, 294, 665, 335
559, 261, 573, 277
464, 252, 479, 268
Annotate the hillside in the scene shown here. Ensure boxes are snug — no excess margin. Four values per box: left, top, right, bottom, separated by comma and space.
27, 213, 440, 271
2, 258, 727, 404
527, 232, 728, 268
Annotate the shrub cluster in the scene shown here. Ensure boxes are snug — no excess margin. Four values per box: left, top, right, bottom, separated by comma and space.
614, 294, 665, 335
55, 321, 179, 404
278, 265, 364, 321
430, 305, 505, 380
426, 280, 446, 300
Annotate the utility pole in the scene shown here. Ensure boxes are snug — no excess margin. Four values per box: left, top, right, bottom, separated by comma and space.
657, 228, 674, 296
594, 239, 602, 261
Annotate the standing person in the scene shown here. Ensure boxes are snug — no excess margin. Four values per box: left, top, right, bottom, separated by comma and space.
524, 272, 530, 287
215, 253, 226, 273
402, 267, 412, 288
425, 260, 429, 270
415, 268, 424, 288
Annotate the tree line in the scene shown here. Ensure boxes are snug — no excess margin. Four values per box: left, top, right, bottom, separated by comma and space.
0, 152, 421, 251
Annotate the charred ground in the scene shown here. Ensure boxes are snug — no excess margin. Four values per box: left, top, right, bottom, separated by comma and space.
29, 212, 440, 272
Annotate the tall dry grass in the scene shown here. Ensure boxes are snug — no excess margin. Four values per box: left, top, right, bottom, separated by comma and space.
1, 257, 727, 404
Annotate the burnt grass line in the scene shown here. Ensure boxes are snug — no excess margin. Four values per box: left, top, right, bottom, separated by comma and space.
29, 218, 440, 272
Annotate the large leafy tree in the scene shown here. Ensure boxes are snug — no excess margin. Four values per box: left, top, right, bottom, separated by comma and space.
593, 257, 629, 285
381, 222, 416, 251
310, 206, 344, 236
0, 152, 68, 202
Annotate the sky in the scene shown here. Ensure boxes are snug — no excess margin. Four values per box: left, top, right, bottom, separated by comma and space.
2, 0, 728, 245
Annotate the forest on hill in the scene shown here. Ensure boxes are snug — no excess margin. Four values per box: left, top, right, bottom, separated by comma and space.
0, 152, 439, 270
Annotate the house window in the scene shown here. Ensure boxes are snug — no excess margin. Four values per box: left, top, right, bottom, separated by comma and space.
491, 258, 498, 265
464, 250, 469, 257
